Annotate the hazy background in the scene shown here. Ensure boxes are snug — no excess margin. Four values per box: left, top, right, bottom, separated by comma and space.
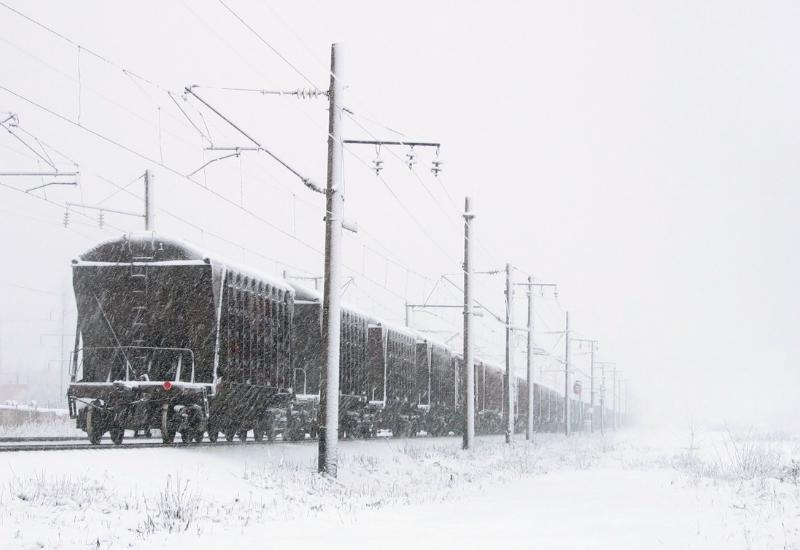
0, 0, 797, 429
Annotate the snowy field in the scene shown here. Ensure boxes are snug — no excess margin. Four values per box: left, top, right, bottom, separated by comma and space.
1, 428, 798, 549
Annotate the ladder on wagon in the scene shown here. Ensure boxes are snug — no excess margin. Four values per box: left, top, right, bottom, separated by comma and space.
129, 255, 152, 379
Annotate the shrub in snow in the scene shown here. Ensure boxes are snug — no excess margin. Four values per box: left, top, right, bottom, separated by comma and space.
138, 476, 200, 536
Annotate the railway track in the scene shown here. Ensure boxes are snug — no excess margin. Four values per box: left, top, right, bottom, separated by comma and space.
0, 431, 429, 453
0, 437, 321, 453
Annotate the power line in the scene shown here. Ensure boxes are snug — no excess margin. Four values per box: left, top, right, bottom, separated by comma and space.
0, 1, 168, 93
89, 171, 318, 278
0, 180, 125, 235
215, 0, 323, 92
4, 5, 582, 359
178, 3, 468, 284
202, 0, 508, 291
0, 85, 328, 259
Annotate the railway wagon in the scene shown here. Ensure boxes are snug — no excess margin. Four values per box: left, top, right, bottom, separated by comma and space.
66, 233, 586, 445
424, 340, 457, 435
476, 361, 504, 434
289, 284, 375, 439
66, 233, 295, 444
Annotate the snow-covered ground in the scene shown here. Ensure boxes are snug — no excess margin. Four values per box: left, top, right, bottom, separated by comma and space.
0, 411, 81, 438
1, 428, 798, 549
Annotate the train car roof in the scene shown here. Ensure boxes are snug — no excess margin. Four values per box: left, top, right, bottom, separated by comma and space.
377, 319, 420, 340
76, 233, 295, 294
286, 281, 376, 322
78, 232, 208, 262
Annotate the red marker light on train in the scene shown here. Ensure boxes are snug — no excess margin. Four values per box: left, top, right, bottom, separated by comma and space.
163, 381, 173, 391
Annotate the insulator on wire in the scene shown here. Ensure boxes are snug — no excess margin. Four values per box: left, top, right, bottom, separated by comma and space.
98, 210, 104, 229
431, 159, 443, 177
372, 144, 384, 175
63, 208, 69, 228
406, 146, 416, 170
292, 88, 326, 99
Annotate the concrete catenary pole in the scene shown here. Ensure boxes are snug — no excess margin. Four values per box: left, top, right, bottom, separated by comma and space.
318, 43, 345, 476
564, 311, 570, 436
144, 169, 154, 231
624, 378, 630, 424
599, 365, 606, 435
462, 197, 475, 450
526, 275, 535, 441
504, 263, 514, 444
589, 343, 596, 433
611, 366, 617, 431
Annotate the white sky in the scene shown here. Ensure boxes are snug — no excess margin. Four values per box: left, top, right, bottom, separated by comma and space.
0, 0, 797, 427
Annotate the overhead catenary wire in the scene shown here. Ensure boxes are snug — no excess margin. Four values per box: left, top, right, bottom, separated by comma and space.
205, 0, 474, 272
215, 0, 324, 93
191, 0, 512, 303
2, 3, 593, 369
184, 86, 323, 193
5, 83, 444, 319
0, 85, 330, 260
0, 1, 169, 93
0, 180, 126, 236
174, 3, 475, 288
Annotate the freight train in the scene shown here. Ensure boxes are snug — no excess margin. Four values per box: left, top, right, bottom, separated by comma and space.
66, 233, 589, 444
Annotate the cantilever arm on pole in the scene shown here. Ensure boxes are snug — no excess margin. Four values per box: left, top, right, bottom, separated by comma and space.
186, 152, 240, 177
184, 86, 324, 194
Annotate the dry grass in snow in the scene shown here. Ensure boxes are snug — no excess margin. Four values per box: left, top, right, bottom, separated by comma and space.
0, 429, 798, 549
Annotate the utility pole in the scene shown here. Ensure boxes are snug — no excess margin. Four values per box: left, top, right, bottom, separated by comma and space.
462, 197, 475, 450
611, 365, 617, 431
144, 169, 155, 230
564, 311, 570, 436
526, 276, 534, 441
318, 43, 344, 476
59, 277, 68, 402
594, 361, 615, 435
65, 169, 152, 230
599, 365, 605, 435
514, 279, 556, 440
624, 378, 630, 424
504, 263, 514, 444
590, 344, 596, 432
572, 337, 598, 433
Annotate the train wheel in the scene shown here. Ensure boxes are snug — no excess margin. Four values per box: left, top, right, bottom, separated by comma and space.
180, 430, 193, 444
85, 407, 104, 445
110, 427, 125, 445
161, 406, 176, 444
310, 425, 319, 440
237, 429, 248, 442
253, 427, 264, 442
224, 429, 235, 442
193, 430, 204, 443
207, 425, 219, 443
